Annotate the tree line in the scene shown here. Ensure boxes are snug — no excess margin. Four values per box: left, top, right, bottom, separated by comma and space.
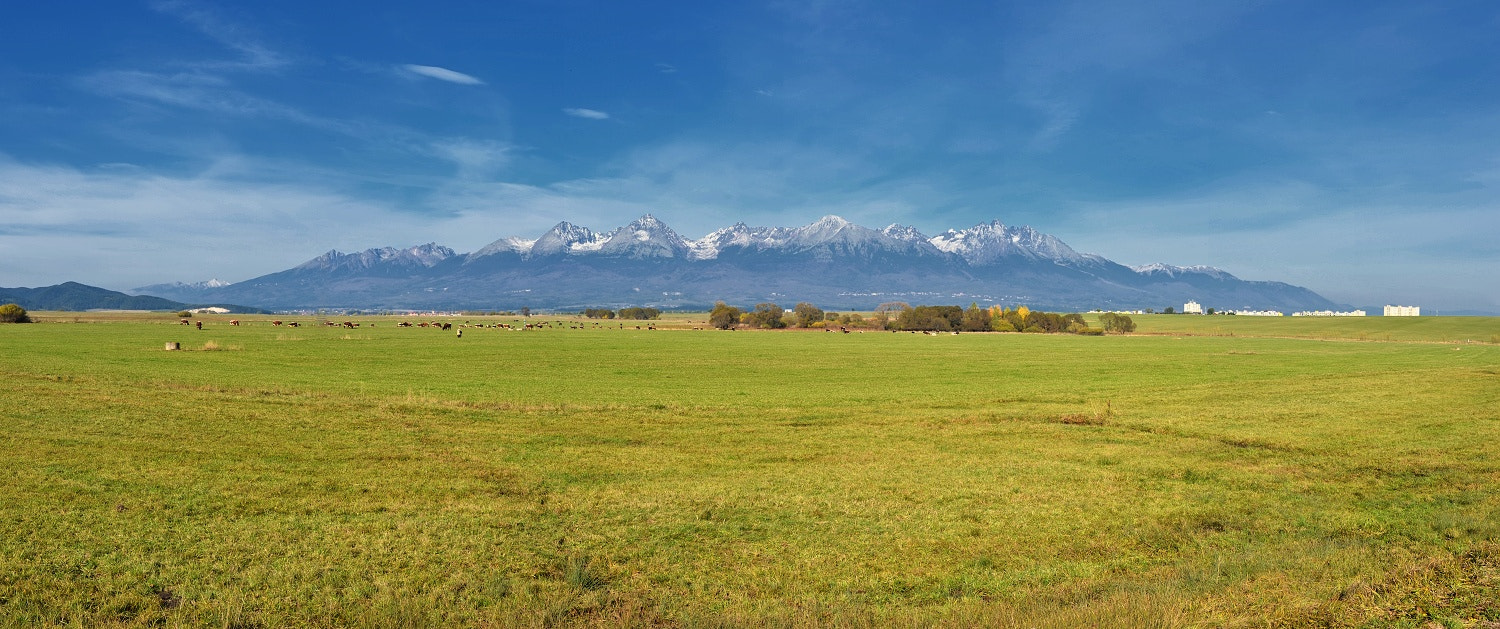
707, 301, 1133, 334
582, 307, 660, 320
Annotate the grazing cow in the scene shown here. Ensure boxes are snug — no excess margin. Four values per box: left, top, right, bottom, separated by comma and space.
180, 319, 191, 325
272, 320, 283, 326
440, 322, 452, 330
342, 321, 357, 329
397, 322, 413, 327
195, 321, 202, 330
229, 320, 239, 326
456, 329, 462, 338
288, 322, 300, 328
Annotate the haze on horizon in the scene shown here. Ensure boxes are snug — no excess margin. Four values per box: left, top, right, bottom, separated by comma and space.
1, 1, 1497, 312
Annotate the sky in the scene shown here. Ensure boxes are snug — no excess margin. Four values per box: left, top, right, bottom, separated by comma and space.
2, 1, 1497, 312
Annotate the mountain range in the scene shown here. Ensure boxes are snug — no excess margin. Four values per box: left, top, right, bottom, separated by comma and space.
132, 215, 1343, 312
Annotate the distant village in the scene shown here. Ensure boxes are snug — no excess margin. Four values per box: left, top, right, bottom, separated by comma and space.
1096, 302, 1422, 317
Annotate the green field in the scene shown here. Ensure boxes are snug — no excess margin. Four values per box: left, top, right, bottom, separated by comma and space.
2, 313, 1498, 627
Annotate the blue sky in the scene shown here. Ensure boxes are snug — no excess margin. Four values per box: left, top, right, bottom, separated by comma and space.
2, 1, 1497, 312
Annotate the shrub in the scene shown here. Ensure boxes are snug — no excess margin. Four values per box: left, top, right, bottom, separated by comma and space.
0, 303, 31, 323
175, 310, 193, 318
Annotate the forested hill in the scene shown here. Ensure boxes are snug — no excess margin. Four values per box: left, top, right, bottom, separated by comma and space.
0, 282, 265, 313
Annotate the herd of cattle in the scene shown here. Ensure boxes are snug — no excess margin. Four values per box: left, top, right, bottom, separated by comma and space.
173, 318, 872, 334
176, 318, 672, 332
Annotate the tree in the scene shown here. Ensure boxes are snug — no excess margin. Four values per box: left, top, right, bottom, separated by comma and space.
709, 302, 742, 329
1206, 307, 1216, 315
1163, 306, 1175, 315
743, 303, 786, 329
1099, 312, 1136, 333
792, 302, 824, 328
961, 303, 990, 332
521, 306, 531, 318
873, 302, 910, 329
0, 303, 31, 323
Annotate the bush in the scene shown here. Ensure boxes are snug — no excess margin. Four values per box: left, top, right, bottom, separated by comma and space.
0, 303, 31, 323
175, 310, 193, 318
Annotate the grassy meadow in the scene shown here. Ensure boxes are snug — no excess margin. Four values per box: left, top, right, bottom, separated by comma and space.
2, 312, 1498, 627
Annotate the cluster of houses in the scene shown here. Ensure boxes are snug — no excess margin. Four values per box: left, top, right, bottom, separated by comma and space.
1175, 301, 1422, 317
1292, 309, 1366, 317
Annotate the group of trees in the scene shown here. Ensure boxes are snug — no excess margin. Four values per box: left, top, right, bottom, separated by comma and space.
0, 303, 31, 324
582, 307, 660, 320
728, 302, 868, 330
704, 300, 1130, 335
1098, 312, 1138, 333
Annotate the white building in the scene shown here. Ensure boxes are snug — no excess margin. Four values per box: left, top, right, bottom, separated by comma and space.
1183, 300, 1203, 314
1384, 305, 1420, 317
1226, 310, 1284, 317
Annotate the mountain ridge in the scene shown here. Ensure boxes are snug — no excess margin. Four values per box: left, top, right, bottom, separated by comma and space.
131, 215, 1344, 312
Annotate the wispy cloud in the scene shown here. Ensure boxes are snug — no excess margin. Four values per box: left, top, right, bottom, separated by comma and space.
563, 108, 610, 120
401, 64, 484, 85
81, 70, 323, 125
150, 0, 289, 71
427, 138, 513, 178
655, 63, 678, 74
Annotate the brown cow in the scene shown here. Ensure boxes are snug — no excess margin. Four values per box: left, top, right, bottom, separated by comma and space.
272, 320, 283, 326
229, 320, 240, 326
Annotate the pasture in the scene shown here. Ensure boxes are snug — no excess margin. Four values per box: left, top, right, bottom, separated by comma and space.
2, 312, 1498, 627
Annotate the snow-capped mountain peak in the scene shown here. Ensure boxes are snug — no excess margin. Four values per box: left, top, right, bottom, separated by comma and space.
930, 220, 1094, 266
880, 224, 930, 244
295, 243, 456, 271
529, 221, 602, 257
597, 214, 691, 258
1131, 263, 1237, 280
471, 236, 536, 259
687, 222, 794, 259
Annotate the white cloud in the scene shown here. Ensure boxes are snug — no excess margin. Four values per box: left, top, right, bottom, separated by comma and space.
427, 139, 513, 178
563, 108, 610, 120
81, 70, 324, 125
0, 156, 436, 289
401, 64, 484, 85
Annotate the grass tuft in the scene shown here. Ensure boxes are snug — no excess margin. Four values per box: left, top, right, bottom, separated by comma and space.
561, 554, 611, 591
1059, 400, 1114, 425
